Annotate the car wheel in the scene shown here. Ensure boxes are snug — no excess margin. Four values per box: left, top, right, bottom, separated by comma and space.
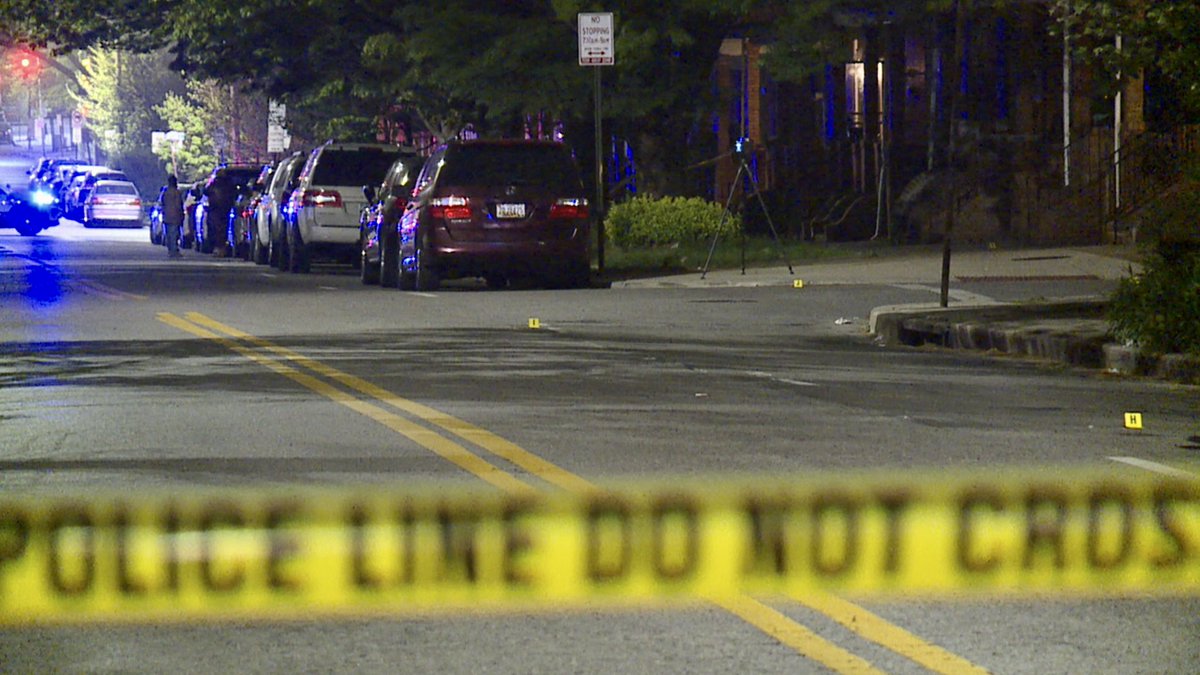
199, 221, 214, 253
379, 230, 400, 288
550, 260, 591, 289
251, 226, 268, 265
272, 229, 287, 270
287, 225, 310, 274
360, 248, 380, 285
16, 225, 39, 237
414, 239, 439, 292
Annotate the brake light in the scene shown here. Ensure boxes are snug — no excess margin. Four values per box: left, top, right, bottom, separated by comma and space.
301, 189, 343, 208
430, 196, 472, 220
549, 198, 589, 219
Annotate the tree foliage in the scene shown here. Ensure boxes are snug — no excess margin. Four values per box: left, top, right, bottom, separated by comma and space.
1051, 0, 1200, 122
154, 90, 217, 181
75, 49, 183, 155
0, 0, 178, 52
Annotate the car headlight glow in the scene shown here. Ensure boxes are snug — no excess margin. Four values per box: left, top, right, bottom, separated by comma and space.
30, 191, 55, 207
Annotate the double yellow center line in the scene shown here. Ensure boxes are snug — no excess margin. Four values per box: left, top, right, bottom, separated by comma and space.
157, 311, 988, 675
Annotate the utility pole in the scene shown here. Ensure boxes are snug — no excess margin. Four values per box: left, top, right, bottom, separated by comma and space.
940, 0, 969, 308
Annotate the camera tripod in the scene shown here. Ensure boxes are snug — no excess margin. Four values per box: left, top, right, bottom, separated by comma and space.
700, 148, 794, 279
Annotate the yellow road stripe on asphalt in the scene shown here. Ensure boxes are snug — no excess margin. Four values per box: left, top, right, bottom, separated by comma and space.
184, 312, 594, 494
795, 592, 991, 675
156, 313, 531, 496
713, 595, 885, 675
167, 311, 991, 674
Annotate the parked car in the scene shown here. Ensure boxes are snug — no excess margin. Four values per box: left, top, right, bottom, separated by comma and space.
66, 167, 129, 220
27, 158, 86, 192
359, 152, 421, 286
284, 143, 408, 273
81, 180, 143, 228
194, 164, 264, 254
55, 164, 107, 215
231, 163, 274, 260
396, 140, 591, 291
254, 151, 305, 268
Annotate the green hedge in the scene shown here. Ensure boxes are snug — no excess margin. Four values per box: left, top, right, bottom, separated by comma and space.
1109, 243, 1200, 355
605, 195, 740, 248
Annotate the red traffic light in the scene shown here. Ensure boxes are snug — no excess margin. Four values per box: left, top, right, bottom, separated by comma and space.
10, 49, 41, 80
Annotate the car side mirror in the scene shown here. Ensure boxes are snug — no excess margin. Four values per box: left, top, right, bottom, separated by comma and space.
362, 185, 376, 203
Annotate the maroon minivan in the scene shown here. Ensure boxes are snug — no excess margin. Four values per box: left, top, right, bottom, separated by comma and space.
396, 140, 591, 290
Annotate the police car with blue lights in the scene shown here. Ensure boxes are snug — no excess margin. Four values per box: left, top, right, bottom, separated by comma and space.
0, 183, 61, 236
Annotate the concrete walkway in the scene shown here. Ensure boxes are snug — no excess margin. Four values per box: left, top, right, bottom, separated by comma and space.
613, 245, 1139, 289
615, 244, 1198, 384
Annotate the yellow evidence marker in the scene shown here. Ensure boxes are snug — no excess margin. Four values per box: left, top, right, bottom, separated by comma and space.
528, 318, 541, 329
1124, 412, 1143, 430
793, 279, 805, 289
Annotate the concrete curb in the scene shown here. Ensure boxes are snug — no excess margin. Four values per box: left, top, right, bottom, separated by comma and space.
870, 298, 1200, 385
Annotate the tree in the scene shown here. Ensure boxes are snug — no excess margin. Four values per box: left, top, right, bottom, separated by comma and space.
154, 89, 216, 181
1051, 0, 1200, 124
0, 0, 177, 53
75, 49, 183, 155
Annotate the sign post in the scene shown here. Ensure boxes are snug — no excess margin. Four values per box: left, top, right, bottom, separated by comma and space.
267, 100, 290, 155
578, 12, 614, 275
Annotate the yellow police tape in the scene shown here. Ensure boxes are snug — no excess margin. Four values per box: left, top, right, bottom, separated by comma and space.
0, 467, 1196, 625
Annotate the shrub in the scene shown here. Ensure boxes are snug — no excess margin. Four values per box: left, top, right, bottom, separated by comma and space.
605, 195, 740, 248
1108, 243, 1200, 355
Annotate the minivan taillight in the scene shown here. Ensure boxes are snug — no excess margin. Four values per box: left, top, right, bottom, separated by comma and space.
430, 196, 472, 220
301, 189, 343, 208
549, 198, 589, 219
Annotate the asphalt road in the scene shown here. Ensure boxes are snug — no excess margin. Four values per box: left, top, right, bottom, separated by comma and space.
1, 149, 1197, 674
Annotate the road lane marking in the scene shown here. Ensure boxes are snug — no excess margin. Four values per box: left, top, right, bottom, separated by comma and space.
76, 279, 148, 301
1108, 456, 1197, 478
794, 592, 991, 675
170, 311, 991, 674
745, 370, 819, 388
712, 595, 885, 675
0, 250, 146, 301
156, 312, 531, 495
891, 284, 996, 305
183, 312, 594, 495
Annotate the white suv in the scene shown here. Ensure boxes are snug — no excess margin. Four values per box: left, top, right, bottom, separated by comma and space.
284, 143, 409, 273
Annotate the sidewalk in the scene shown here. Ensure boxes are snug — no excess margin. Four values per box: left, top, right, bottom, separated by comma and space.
615, 244, 1199, 385
612, 245, 1138, 289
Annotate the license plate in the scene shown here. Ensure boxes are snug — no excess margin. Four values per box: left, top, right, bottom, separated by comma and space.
495, 203, 526, 219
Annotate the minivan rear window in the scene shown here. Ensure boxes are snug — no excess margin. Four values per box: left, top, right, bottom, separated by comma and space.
440, 144, 583, 192
311, 149, 404, 186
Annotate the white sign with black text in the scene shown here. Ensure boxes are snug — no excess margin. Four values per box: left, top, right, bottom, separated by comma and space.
578, 12, 614, 66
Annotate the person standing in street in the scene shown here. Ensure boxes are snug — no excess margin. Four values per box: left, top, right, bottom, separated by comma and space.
161, 175, 185, 258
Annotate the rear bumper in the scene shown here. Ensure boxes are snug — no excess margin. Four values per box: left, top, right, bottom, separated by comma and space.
85, 206, 143, 225
428, 238, 589, 278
